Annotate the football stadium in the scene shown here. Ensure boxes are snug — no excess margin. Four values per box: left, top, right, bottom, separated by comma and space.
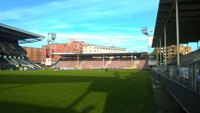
1, 0, 200, 113
0, 23, 154, 113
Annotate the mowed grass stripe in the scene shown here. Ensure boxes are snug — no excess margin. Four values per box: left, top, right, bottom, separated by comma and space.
0, 70, 155, 113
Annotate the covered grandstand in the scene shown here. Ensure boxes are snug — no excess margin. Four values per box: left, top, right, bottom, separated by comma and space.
53, 52, 149, 70
152, 0, 200, 113
0, 23, 44, 70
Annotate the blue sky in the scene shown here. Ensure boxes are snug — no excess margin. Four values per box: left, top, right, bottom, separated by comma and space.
0, 0, 160, 52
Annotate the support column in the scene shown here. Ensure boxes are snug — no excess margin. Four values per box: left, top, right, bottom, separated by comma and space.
176, 0, 180, 66
131, 54, 133, 66
187, 43, 189, 54
160, 38, 162, 65
103, 54, 105, 67
157, 45, 159, 66
164, 26, 167, 66
77, 55, 79, 67
187, 43, 189, 66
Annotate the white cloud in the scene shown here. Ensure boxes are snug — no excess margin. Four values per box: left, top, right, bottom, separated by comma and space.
126, 45, 148, 52
51, 33, 146, 47
2, 0, 158, 52
0, 0, 158, 22
56, 33, 145, 40
50, 24, 73, 29
0, 11, 23, 20
20, 32, 148, 51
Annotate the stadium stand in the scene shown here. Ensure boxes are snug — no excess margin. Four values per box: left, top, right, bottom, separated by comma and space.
0, 23, 44, 70
55, 58, 77, 69
0, 56, 13, 70
107, 58, 132, 69
82, 58, 104, 69
54, 52, 149, 70
152, 0, 200, 113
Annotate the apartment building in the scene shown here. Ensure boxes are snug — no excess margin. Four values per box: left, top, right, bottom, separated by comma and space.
41, 40, 87, 64
82, 45, 126, 54
156, 45, 192, 63
23, 47, 42, 63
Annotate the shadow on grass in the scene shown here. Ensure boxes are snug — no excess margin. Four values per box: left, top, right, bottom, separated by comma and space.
0, 70, 155, 113
0, 100, 95, 113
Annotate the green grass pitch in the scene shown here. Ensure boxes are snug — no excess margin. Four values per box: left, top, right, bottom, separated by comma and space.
0, 70, 155, 113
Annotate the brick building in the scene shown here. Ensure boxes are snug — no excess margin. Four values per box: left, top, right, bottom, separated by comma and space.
41, 40, 87, 64
23, 47, 42, 63
156, 45, 192, 63
41, 44, 66, 64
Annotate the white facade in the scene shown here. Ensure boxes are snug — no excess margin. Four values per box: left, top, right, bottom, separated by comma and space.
82, 45, 126, 53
